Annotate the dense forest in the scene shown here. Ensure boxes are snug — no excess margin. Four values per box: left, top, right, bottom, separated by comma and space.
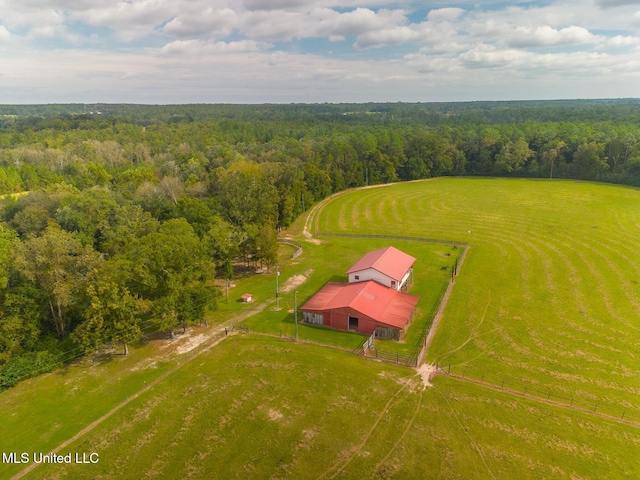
1, 100, 640, 389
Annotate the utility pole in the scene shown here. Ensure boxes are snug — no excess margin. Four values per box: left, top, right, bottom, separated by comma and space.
275, 266, 280, 310
294, 290, 299, 341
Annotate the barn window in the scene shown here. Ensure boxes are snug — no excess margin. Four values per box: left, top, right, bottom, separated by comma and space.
354, 275, 360, 280
304, 312, 323, 325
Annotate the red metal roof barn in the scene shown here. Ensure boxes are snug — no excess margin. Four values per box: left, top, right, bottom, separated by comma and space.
301, 280, 419, 340
347, 246, 416, 291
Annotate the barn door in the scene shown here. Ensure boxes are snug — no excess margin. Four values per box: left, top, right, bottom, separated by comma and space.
348, 316, 359, 331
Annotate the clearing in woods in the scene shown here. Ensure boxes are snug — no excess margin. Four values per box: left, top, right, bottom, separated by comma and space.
3, 178, 640, 479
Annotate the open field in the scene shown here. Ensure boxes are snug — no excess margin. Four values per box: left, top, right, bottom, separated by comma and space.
2, 177, 640, 479
6, 335, 640, 480
316, 178, 640, 419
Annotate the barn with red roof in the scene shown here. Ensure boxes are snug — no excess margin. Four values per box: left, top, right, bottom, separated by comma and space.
301, 246, 419, 340
347, 246, 415, 291
301, 281, 419, 340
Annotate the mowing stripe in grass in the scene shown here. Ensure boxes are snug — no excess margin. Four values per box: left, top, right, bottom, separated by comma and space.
314, 177, 640, 418
437, 370, 640, 429
10, 329, 233, 480
9, 300, 275, 480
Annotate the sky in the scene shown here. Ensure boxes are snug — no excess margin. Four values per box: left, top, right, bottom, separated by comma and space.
0, 0, 639, 104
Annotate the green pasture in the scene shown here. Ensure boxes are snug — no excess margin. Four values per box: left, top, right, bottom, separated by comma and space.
315, 178, 640, 419
3, 177, 640, 480
13, 336, 640, 480
0, 343, 177, 479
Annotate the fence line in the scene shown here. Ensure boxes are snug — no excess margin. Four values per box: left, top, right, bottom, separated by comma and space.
365, 244, 466, 368
310, 232, 469, 368
318, 232, 468, 248
278, 238, 303, 259
435, 363, 640, 427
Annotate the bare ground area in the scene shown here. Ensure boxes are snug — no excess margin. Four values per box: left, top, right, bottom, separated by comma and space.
417, 363, 436, 387
281, 269, 314, 293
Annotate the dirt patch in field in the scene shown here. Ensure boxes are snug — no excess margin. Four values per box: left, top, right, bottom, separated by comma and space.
176, 333, 208, 355
268, 409, 284, 421
417, 363, 436, 388
303, 229, 322, 244
281, 269, 313, 292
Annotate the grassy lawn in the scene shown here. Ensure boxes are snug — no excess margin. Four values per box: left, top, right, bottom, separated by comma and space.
315, 178, 640, 419
14, 336, 640, 480
0, 343, 177, 479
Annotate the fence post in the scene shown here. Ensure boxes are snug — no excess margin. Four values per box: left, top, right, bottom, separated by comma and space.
547, 392, 551, 400
523, 386, 527, 396
396, 352, 399, 364
448, 365, 451, 374
594, 404, 597, 413
501, 380, 504, 389
570, 397, 573, 407
622, 411, 626, 420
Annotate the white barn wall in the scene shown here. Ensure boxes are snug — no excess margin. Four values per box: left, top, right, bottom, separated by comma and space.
349, 268, 396, 290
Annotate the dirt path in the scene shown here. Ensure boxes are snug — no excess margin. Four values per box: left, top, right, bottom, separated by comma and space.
11, 303, 271, 480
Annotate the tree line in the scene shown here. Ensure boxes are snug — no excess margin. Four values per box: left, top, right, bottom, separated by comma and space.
1, 100, 640, 388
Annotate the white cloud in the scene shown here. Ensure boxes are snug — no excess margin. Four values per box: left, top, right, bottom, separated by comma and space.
326, 8, 407, 37
242, 0, 307, 11
235, 7, 408, 42
427, 8, 465, 22
73, 0, 178, 39
163, 8, 238, 38
507, 25, 601, 47
161, 39, 268, 55
355, 26, 420, 49
1, 0, 640, 102
596, 0, 640, 7
0, 25, 10, 43
601, 34, 640, 47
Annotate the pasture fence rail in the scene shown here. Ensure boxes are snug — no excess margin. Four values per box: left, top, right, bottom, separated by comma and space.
317, 232, 469, 248
366, 247, 464, 368
435, 363, 640, 427
278, 238, 303, 259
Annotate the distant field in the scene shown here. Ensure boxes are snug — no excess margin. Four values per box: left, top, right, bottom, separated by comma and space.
317, 178, 640, 419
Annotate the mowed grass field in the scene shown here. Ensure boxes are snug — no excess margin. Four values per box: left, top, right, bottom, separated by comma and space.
3, 177, 640, 479
10, 336, 640, 480
316, 178, 640, 418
